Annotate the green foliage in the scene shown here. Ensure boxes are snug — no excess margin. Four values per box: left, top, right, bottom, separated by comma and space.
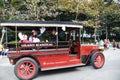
0, 0, 3, 6
0, 0, 120, 41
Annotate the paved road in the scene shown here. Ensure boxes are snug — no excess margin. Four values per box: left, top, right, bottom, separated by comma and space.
0, 48, 120, 80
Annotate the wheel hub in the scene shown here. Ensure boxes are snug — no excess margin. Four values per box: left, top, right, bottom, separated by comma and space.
94, 54, 104, 67
24, 66, 30, 71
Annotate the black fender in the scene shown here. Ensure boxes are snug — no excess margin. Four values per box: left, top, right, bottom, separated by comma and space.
82, 49, 100, 65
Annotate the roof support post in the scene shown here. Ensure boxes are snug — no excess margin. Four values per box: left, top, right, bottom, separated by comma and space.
15, 26, 18, 49
79, 28, 81, 60
0, 27, 6, 43
56, 27, 58, 48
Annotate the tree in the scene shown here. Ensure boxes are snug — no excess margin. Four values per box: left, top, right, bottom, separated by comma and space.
100, 1, 120, 40
0, 0, 120, 41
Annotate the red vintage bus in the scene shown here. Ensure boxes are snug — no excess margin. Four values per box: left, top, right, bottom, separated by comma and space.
0, 20, 105, 80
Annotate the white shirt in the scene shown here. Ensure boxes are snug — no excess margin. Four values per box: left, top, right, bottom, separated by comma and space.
29, 36, 40, 42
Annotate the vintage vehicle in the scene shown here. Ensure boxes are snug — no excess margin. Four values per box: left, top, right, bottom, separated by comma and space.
0, 20, 105, 80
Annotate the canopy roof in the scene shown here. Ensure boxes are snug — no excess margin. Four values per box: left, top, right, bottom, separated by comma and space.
0, 20, 83, 31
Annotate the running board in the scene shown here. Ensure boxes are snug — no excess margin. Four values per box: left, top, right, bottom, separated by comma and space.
41, 63, 86, 71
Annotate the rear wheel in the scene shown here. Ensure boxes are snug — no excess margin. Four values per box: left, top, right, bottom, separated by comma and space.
91, 52, 105, 69
14, 57, 39, 80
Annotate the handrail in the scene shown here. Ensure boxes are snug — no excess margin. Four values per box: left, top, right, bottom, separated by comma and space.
5, 41, 71, 51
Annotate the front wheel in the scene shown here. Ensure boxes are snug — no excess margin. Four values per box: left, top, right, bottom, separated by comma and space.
14, 57, 39, 80
91, 52, 105, 69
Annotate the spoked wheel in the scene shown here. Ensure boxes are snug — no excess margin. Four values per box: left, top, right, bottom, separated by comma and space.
91, 52, 105, 69
14, 57, 39, 80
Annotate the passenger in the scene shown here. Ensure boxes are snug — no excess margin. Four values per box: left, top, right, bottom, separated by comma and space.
29, 33, 40, 42
18, 32, 30, 43
29, 27, 46, 42
50, 30, 65, 42
50, 30, 57, 42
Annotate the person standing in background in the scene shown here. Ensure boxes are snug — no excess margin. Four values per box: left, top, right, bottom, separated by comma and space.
112, 39, 116, 50
0, 43, 3, 57
117, 42, 120, 49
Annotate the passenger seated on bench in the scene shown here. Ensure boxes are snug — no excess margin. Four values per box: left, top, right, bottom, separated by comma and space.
29, 33, 40, 42
29, 27, 46, 42
18, 32, 30, 43
50, 30, 57, 42
50, 29, 65, 42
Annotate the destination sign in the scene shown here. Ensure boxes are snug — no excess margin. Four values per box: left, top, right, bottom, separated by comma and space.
20, 43, 54, 47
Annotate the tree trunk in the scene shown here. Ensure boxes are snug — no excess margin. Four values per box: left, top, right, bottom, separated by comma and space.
106, 24, 108, 39
94, 28, 97, 42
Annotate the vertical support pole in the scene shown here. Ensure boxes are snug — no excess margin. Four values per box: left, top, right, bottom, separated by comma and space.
0, 27, 5, 43
79, 28, 81, 60
56, 27, 58, 48
73, 30, 75, 40
15, 26, 18, 49
81, 27, 84, 44
5, 28, 8, 48
94, 27, 97, 42
106, 25, 108, 40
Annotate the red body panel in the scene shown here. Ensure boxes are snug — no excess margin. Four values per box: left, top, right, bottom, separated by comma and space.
36, 54, 80, 68
8, 48, 80, 69
7, 43, 98, 69
81, 44, 98, 55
